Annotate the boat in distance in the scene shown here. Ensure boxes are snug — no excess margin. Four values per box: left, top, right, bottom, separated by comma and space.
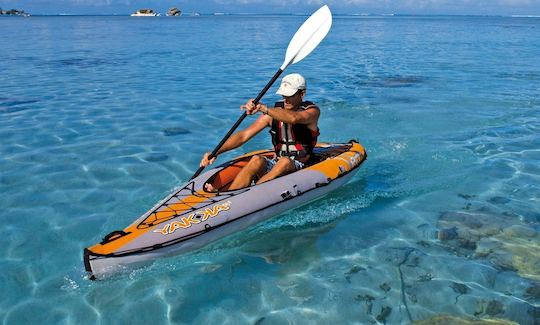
131, 9, 160, 16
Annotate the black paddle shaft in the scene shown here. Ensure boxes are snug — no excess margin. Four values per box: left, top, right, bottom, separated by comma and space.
191, 68, 284, 179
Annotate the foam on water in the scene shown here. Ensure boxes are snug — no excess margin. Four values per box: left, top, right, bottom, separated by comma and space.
1, 15, 539, 324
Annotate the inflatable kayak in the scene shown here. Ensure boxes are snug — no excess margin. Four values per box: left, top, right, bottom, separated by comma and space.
84, 140, 367, 279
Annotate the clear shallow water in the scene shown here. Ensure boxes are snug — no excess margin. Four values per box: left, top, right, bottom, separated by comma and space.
1, 15, 539, 324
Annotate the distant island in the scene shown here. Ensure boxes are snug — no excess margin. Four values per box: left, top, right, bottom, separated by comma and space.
0, 8, 30, 16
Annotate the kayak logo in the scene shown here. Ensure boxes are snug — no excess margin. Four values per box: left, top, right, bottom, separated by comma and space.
153, 201, 232, 235
350, 152, 362, 167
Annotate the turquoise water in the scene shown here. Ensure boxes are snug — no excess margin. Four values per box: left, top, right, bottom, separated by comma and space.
1, 15, 539, 324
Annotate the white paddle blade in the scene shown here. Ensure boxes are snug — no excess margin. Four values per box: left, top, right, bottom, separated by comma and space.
280, 5, 333, 70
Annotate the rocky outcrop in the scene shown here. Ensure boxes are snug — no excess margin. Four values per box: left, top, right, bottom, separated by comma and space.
167, 7, 181, 16
412, 314, 519, 325
436, 209, 540, 281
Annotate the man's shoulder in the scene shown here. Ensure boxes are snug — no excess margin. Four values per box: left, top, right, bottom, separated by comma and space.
302, 101, 319, 110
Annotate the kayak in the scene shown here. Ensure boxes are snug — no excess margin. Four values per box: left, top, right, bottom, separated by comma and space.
83, 140, 367, 279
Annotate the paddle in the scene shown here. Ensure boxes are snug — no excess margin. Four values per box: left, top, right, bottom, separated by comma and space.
191, 5, 333, 179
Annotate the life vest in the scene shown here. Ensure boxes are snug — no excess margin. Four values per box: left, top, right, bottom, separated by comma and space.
269, 101, 320, 159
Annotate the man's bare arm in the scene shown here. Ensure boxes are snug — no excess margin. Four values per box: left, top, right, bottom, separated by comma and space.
200, 114, 271, 167
262, 105, 319, 125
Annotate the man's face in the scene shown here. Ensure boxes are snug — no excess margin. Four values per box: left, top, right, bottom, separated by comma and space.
282, 90, 304, 110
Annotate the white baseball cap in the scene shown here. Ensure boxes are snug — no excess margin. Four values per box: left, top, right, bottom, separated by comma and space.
276, 73, 306, 97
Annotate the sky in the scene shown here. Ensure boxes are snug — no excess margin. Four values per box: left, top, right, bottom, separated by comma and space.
1, 0, 539, 15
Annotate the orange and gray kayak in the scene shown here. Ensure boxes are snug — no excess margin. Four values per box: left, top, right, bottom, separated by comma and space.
83, 141, 367, 279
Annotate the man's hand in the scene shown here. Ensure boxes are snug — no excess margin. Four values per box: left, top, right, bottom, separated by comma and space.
200, 152, 216, 167
241, 99, 267, 115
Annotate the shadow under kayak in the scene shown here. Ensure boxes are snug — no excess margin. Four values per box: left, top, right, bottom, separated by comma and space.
83, 140, 367, 280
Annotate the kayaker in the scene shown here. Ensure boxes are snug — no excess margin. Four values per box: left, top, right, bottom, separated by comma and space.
200, 73, 320, 191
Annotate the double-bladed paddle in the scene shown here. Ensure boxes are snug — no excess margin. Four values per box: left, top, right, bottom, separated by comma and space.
191, 5, 332, 179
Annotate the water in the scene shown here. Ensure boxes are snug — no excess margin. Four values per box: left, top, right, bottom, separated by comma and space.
1, 15, 539, 324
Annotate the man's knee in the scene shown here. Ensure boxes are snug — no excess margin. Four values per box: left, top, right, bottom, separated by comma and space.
273, 157, 295, 172
246, 155, 265, 172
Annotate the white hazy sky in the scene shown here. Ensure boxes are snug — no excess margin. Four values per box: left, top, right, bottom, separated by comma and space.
1, 0, 539, 15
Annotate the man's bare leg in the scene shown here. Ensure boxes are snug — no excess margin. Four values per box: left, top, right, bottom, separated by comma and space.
256, 157, 295, 184
229, 155, 266, 190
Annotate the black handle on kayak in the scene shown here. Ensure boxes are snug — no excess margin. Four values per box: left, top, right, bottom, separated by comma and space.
191, 68, 284, 180
100, 230, 131, 245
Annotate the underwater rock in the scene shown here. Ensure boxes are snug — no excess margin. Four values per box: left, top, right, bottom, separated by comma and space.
475, 299, 505, 317
527, 306, 540, 322
437, 209, 540, 281
407, 292, 418, 303
345, 265, 366, 283
417, 273, 433, 282
385, 247, 416, 267
406, 255, 421, 267
143, 153, 169, 162
450, 282, 469, 295
438, 227, 459, 240
162, 127, 191, 136
450, 282, 469, 304
412, 314, 518, 325
485, 300, 505, 316
501, 211, 519, 218
488, 196, 511, 204
475, 238, 503, 257
458, 193, 476, 200
379, 282, 391, 292
482, 224, 504, 237
376, 306, 392, 323
355, 294, 375, 314
502, 225, 537, 238
417, 240, 431, 248
458, 239, 477, 250
439, 211, 489, 230
510, 251, 540, 281
525, 282, 540, 299
488, 252, 517, 272
497, 233, 540, 280
355, 294, 375, 301
253, 317, 265, 325
345, 265, 366, 275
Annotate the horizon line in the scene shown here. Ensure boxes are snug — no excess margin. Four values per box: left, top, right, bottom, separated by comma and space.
4, 13, 540, 18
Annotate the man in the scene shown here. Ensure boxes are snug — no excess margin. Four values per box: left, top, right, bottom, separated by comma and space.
200, 73, 320, 191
